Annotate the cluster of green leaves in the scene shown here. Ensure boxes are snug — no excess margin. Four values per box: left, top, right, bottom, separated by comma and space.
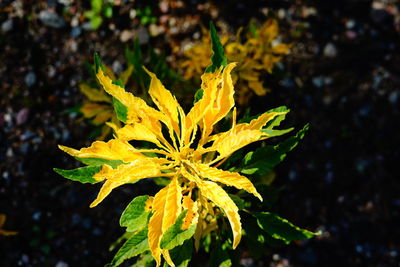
84, 0, 114, 30
135, 6, 157, 25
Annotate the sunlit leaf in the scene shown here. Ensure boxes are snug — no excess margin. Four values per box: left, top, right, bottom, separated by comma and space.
160, 210, 197, 250
120, 195, 153, 232
54, 166, 102, 184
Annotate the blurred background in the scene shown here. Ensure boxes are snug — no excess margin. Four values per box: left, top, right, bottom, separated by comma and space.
1, 0, 399, 266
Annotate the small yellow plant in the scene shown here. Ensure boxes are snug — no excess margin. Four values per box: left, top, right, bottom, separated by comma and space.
181, 19, 290, 105
55, 23, 316, 266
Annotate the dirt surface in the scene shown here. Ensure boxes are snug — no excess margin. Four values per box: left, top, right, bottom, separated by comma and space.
1, 0, 399, 266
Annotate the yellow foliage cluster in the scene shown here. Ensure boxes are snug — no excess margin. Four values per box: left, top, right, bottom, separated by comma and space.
181, 19, 290, 105
59, 63, 287, 266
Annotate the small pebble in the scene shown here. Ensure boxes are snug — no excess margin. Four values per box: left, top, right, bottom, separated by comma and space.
323, 42, 337, 57
137, 26, 149, 44
25, 71, 37, 87
1, 19, 13, 33
120, 30, 134, 42
70, 27, 81, 38
55, 261, 69, 267
16, 108, 29, 125
32, 212, 42, 221
39, 10, 66, 28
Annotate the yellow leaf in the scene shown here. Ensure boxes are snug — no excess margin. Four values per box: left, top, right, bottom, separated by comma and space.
162, 176, 183, 233
161, 250, 175, 267
93, 158, 167, 183
96, 68, 163, 128
200, 63, 237, 144
208, 111, 285, 160
58, 139, 145, 162
148, 187, 168, 266
198, 180, 241, 249
148, 177, 182, 267
211, 129, 265, 160
90, 179, 124, 208
248, 80, 268, 96
79, 83, 111, 103
115, 124, 163, 147
181, 197, 199, 230
259, 19, 278, 43
144, 67, 182, 137
195, 163, 262, 201
272, 43, 290, 55
90, 159, 169, 207
242, 111, 285, 131
92, 110, 114, 125
80, 103, 112, 119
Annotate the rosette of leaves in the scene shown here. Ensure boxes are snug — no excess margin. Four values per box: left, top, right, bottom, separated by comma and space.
55, 22, 318, 266
181, 19, 291, 105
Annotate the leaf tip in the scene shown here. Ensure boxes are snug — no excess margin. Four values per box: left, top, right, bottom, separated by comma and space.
94, 52, 104, 73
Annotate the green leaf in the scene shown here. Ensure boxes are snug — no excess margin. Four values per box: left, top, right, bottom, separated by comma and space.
91, 0, 103, 13
205, 21, 227, 73
113, 97, 128, 123
84, 10, 97, 19
160, 210, 197, 250
261, 127, 294, 137
103, 3, 113, 18
53, 166, 101, 184
164, 239, 193, 267
120, 195, 152, 232
74, 157, 124, 168
228, 194, 251, 210
94, 52, 104, 73
264, 106, 290, 130
253, 212, 319, 244
153, 177, 170, 187
193, 89, 204, 104
141, 16, 149, 25
241, 124, 309, 175
108, 228, 149, 267
208, 240, 231, 267
90, 15, 103, 30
